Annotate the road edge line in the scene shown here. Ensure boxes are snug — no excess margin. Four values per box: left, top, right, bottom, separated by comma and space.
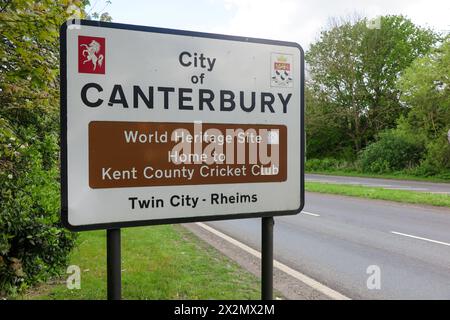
196, 222, 350, 300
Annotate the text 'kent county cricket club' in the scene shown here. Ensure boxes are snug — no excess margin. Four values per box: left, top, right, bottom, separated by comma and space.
79, 51, 293, 114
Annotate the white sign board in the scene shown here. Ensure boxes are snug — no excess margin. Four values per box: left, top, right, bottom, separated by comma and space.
60, 20, 304, 231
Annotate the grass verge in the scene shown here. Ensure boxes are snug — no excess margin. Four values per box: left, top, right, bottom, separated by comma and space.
306, 170, 450, 183
20, 225, 262, 300
305, 181, 450, 208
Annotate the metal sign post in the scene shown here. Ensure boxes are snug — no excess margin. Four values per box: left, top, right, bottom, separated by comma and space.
261, 217, 274, 300
107, 228, 121, 300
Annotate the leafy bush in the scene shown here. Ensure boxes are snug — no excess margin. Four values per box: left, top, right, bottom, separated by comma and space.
358, 130, 425, 173
0, 121, 77, 296
0, 1, 85, 296
415, 136, 450, 176
396, 37, 450, 177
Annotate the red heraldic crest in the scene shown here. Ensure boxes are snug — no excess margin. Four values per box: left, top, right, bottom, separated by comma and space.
78, 36, 105, 74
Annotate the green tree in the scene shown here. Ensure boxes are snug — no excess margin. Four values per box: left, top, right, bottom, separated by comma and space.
306, 15, 438, 158
397, 37, 450, 174
0, 0, 89, 295
305, 86, 349, 158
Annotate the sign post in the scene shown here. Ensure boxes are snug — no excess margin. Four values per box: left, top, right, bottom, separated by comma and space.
60, 19, 304, 300
261, 217, 274, 300
106, 228, 121, 300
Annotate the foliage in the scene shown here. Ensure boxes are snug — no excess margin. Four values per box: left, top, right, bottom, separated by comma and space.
306, 15, 439, 157
305, 87, 351, 159
0, 0, 90, 296
85, 0, 112, 21
0, 123, 77, 295
358, 129, 425, 173
305, 16, 449, 178
397, 36, 450, 175
398, 37, 450, 139
414, 138, 450, 177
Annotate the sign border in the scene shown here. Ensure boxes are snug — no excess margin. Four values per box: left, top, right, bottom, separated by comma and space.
60, 19, 305, 231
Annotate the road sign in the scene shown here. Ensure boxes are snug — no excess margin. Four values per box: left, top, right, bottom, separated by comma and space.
60, 20, 304, 231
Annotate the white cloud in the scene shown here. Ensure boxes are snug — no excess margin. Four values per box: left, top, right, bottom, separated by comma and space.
213, 0, 449, 48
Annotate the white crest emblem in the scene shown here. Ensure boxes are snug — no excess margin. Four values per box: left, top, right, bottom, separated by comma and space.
271, 53, 293, 88
80, 40, 104, 71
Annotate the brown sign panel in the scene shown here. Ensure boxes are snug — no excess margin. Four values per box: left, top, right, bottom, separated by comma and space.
89, 121, 287, 188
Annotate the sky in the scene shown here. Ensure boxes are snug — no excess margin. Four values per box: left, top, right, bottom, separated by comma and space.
87, 0, 450, 49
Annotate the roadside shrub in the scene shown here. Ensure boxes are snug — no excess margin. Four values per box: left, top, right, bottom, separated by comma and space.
358, 130, 425, 173
0, 121, 76, 296
415, 136, 450, 176
0, 1, 90, 297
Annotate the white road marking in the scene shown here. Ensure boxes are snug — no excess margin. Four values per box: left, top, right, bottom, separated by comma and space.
196, 222, 350, 300
391, 231, 450, 247
303, 211, 320, 217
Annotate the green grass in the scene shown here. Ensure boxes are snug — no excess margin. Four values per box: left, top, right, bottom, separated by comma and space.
306, 181, 450, 208
306, 170, 450, 183
21, 225, 262, 300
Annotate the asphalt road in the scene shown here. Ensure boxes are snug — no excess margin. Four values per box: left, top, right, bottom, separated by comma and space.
206, 193, 450, 299
306, 174, 450, 194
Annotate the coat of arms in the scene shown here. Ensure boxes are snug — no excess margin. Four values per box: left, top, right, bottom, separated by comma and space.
271, 54, 293, 87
